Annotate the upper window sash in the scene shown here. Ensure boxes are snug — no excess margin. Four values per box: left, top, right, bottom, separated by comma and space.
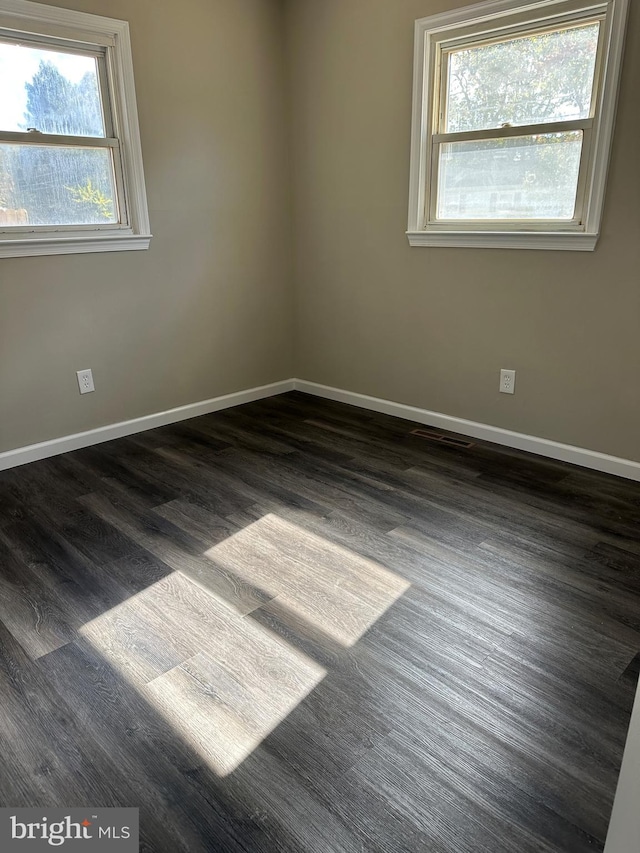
435, 13, 606, 136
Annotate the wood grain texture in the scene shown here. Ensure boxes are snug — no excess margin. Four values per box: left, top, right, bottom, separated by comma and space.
0, 390, 638, 852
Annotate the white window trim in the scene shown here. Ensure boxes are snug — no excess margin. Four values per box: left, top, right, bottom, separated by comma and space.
0, 0, 151, 258
406, 0, 630, 251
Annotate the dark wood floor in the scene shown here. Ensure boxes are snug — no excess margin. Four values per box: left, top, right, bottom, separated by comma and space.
0, 391, 638, 852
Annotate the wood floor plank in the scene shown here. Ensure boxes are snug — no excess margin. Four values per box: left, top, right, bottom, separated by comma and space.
0, 391, 637, 852
0, 536, 78, 658
145, 629, 324, 777
78, 490, 271, 617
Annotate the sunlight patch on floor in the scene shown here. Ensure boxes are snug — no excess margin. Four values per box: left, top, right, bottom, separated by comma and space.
203, 513, 410, 646
81, 569, 325, 775
144, 628, 325, 777
81, 512, 408, 775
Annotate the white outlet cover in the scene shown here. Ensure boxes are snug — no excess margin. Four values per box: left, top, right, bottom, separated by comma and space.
500, 368, 516, 394
77, 368, 95, 394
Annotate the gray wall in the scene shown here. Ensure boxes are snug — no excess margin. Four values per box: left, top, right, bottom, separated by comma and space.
2, 0, 639, 465
0, 0, 294, 453
286, 0, 640, 462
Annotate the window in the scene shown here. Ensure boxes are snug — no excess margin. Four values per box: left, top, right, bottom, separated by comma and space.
0, 0, 150, 257
407, 0, 630, 250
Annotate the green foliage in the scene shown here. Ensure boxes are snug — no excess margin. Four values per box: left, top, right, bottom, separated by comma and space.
446, 23, 600, 133
66, 178, 114, 220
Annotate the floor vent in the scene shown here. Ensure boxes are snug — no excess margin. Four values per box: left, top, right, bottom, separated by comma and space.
410, 428, 475, 449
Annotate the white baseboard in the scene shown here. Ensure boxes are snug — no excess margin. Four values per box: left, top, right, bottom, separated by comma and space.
0, 380, 294, 472
2, 376, 638, 482
293, 379, 640, 482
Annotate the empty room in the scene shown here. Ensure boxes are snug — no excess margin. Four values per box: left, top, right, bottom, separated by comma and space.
0, 0, 638, 850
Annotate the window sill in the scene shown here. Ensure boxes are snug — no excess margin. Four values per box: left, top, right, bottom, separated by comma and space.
0, 232, 152, 259
406, 230, 598, 251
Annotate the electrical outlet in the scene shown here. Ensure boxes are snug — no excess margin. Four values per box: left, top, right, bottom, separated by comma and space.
499, 368, 516, 394
77, 368, 95, 394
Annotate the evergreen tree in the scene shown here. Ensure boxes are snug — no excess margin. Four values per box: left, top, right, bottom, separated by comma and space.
73, 72, 104, 137
24, 61, 75, 134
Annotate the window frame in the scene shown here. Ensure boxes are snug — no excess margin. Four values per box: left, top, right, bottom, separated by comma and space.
0, 0, 151, 258
406, 0, 630, 251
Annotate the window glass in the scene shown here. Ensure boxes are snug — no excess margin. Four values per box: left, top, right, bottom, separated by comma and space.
0, 143, 117, 226
436, 131, 583, 220
445, 22, 600, 133
0, 40, 105, 136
